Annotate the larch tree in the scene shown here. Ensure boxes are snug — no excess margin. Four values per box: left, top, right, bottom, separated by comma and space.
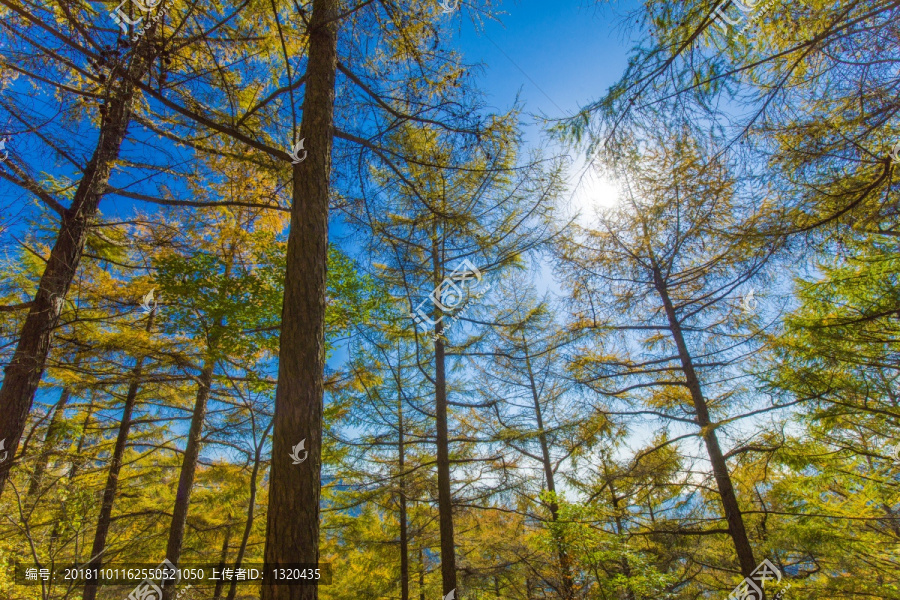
466, 275, 589, 599
0, 0, 167, 495
556, 127, 784, 592
347, 118, 561, 595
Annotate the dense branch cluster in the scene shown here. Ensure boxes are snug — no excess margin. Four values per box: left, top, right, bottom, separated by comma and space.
0, 1, 896, 600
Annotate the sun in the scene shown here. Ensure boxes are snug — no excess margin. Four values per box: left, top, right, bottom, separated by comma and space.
567, 157, 621, 223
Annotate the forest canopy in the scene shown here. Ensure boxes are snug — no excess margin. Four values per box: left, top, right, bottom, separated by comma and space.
0, 0, 897, 599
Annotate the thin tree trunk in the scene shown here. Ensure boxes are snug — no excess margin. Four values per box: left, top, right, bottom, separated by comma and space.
398, 385, 410, 600
430, 235, 457, 597
435, 331, 457, 597
0, 39, 154, 496
652, 264, 760, 585
51, 392, 96, 551
226, 421, 273, 600
161, 358, 216, 600
69, 394, 95, 480
418, 549, 426, 600
26, 378, 77, 502
607, 477, 636, 600
522, 337, 574, 599
82, 313, 154, 600
213, 526, 233, 600
261, 1, 339, 599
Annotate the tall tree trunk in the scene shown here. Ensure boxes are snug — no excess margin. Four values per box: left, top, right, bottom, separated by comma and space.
26, 373, 78, 502
82, 313, 154, 600
161, 358, 216, 600
651, 264, 760, 585
261, 0, 339, 598
434, 331, 457, 597
213, 526, 233, 600
522, 337, 574, 599
0, 39, 154, 496
418, 549, 426, 600
51, 391, 96, 552
606, 476, 636, 600
226, 421, 273, 600
398, 386, 410, 600
430, 235, 457, 597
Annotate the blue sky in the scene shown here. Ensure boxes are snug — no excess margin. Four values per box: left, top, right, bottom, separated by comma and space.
15, 0, 645, 416
449, 0, 640, 220
452, 0, 638, 140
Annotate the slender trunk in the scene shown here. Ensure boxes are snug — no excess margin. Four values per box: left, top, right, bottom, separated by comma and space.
522, 337, 574, 599
418, 549, 425, 600
430, 236, 457, 597
69, 394, 95, 480
607, 478, 636, 600
26, 380, 77, 501
161, 358, 216, 600
0, 37, 154, 496
213, 527, 233, 600
82, 313, 154, 600
51, 392, 96, 549
398, 387, 409, 600
522, 339, 557, 507
435, 331, 457, 596
652, 265, 759, 584
261, 2, 339, 599
226, 421, 273, 600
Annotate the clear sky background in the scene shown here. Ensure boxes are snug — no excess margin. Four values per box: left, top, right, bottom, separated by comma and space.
449, 0, 641, 217
452, 0, 637, 122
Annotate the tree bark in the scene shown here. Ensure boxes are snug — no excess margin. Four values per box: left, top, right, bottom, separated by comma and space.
430, 234, 457, 597
261, 1, 339, 599
213, 526, 233, 600
418, 549, 426, 600
226, 421, 273, 600
398, 386, 410, 600
82, 313, 154, 600
51, 391, 96, 550
607, 477, 636, 600
26, 376, 77, 502
651, 264, 760, 585
522, 337, 574, 600
434, 331, 457, 597
161, 358, 215, 599
0, 38, 153, 496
